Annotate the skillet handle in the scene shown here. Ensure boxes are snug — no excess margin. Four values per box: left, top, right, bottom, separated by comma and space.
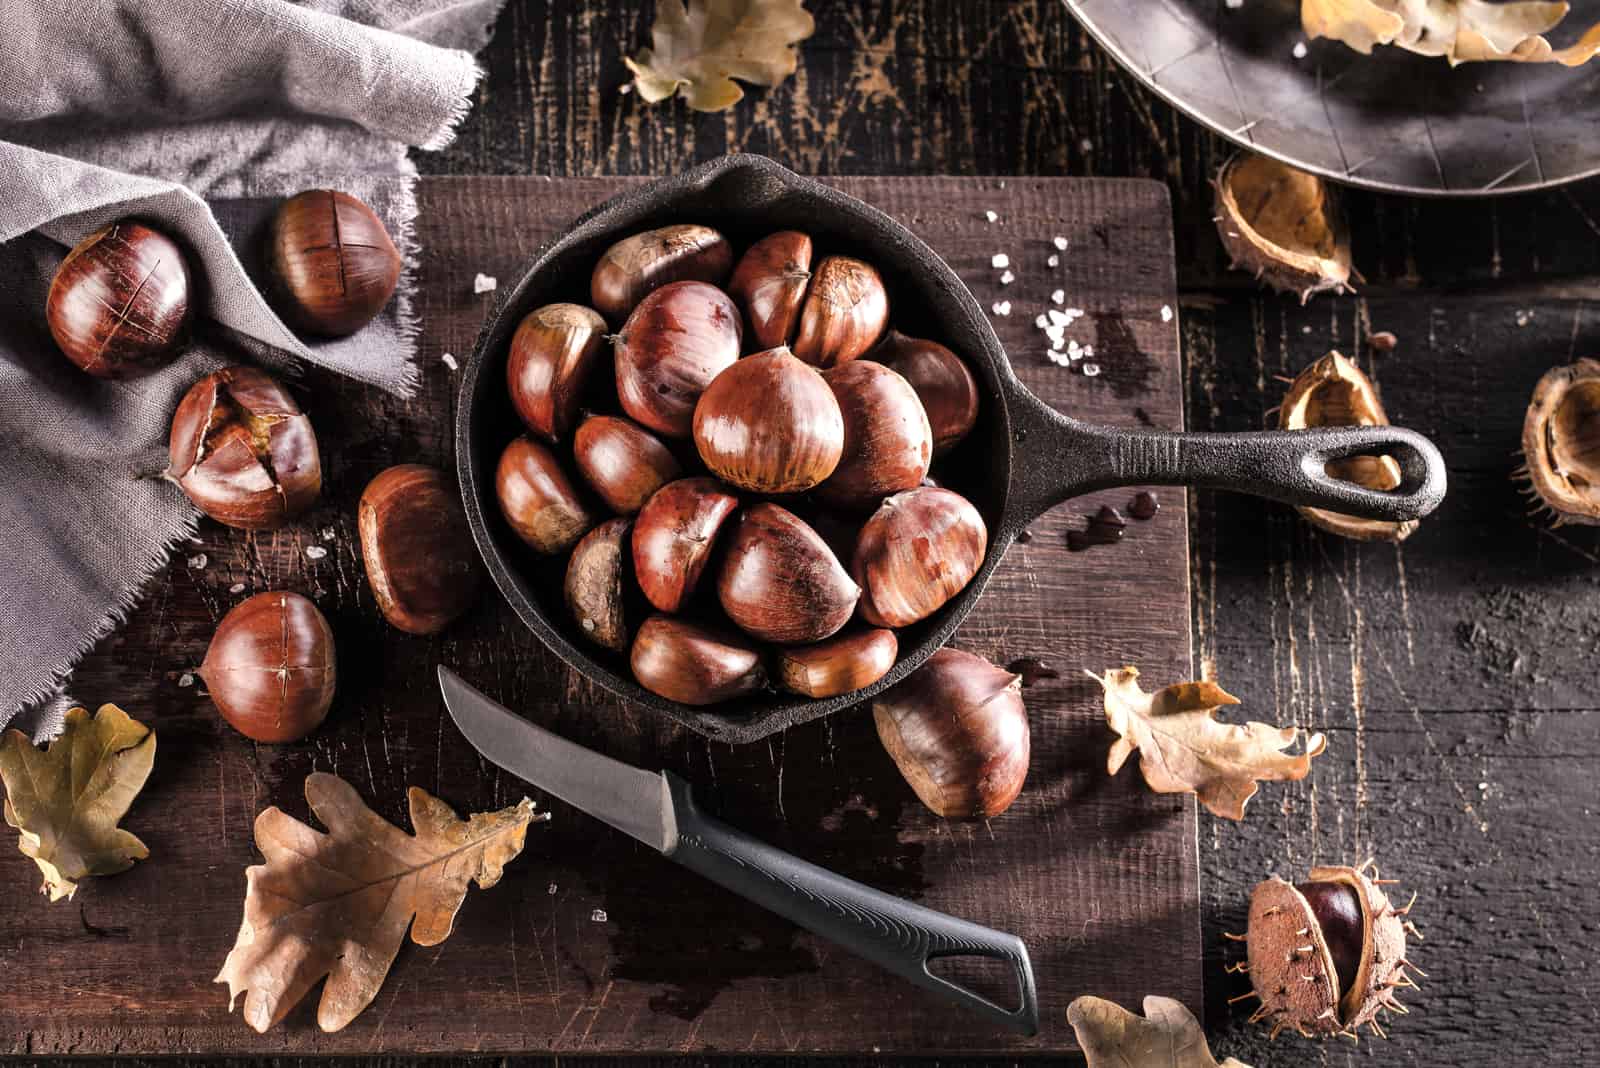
1008, 388, 1448, 525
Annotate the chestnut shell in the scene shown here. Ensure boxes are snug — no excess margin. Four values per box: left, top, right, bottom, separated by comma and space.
1521, 358, 1600, 526
631, 477, 740, 614
853, 487, 987, 628
716, 503, 860, 645
871, 330, 980, 456
47, 221, 192, 378
692, 347, 844, 494
358, 464, 483, 635
507, 303, 609, 443
630, 615, 767, 706
614, 280, 742, 438
792, 255, 888, 367
591, 224, 733, 324
200, 591, 336, 743
777, 628, 898, 699
269, 189, 401, 337
564, 517, 637, 652
573, 414, 683, 515
728, 231, 814, 350
819, 360, 934, 510
495, 436, 595, 554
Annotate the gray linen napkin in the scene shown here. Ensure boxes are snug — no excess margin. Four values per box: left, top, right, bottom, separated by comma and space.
0, 0, 505, 737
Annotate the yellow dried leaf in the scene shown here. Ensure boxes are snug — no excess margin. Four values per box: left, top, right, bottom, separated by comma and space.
1068, 996, 1252, 1068
1304, 0, 1600, 65
1089, 666, 1326, 821
215, 772, 547, 1033
0, 704, 154, 902
625, 0, 816, 112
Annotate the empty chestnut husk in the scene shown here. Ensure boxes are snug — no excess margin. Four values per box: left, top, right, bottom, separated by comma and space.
728, 231, 813, 350
792, 255, 888, 367
358, 464, 483, 635
614, 280, 742, 438
630, 614, 767, 706
692, 346, 844, 493
590, 224, 733, 323
269, 189, 401, 337
717, 503, 860, 645
495, 435, 596, 554
167, 365, 321, 530
871, 330, 980, 456
200, 591, 336, 743
819, 360, 933, 509
564, 517, 638, 652
854, 487, 987, 627
47, 221, 191, 377
777, 627, 898, 698
873, 648, 1028, 819
631, 477, 740, 613
573, 413, 682, 514
1520, 358, 1600, 526
507, 303, 609, 443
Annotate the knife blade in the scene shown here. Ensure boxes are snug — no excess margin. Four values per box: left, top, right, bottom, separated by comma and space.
438, 666, 1039, 1036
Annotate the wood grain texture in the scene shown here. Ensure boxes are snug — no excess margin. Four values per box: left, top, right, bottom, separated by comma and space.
0, 176, 1193, 1055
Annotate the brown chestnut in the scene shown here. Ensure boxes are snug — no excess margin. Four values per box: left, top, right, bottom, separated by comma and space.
47, 221, 191, 377
874, 648, 1028, 819
200, 591, 336, 744
871, 330, 980, 456
854, 487, 987, 628
591, 224, 733, 324
269, 189, 400, 337
573, 414, 682, 514
791, 255, 888, 367
358, 464, 483, 635
692, 347, 844, 493
630, 615, 766, 706
777, 628, 898, 698
614, 280, 742, 438
631, 477, 740, 613
495, 436, 596, 554
507, 303, 609, 443
167, 366, 321, 530
717, 503, 859, 645
818, 360, 933, 509
728, 231, 813, 350
564, 517, 637, 652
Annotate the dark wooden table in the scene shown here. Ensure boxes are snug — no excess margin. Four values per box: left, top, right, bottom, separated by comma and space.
18, 1, 1597, 1065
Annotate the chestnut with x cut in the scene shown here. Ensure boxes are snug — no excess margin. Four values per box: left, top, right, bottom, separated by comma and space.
47, 221, 192, 377
269, 189, 401, 337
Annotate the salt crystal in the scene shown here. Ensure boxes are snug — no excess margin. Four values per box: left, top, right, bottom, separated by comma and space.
1047, 350, 1069, 367
1051, 289, 1065, 305
441, 352, 459, 371
322, 527, 336, 541
1225, 0, 1243, 8
992, 300, 1011, 316
1046, 254, 1060, 268
1082, 362, 1102, 377
1067, 339, 1082, 359
304, 545, 328, 560
547, 883, 558, 894
1048, 309, 1069, 327
1082, 344, 1096, 358
1515, 310, 1531, 326
1079, 137, 1093, 153
984, 210, 999, 223
590, 908, 608, 922
1066, 307, 1085, 319
581, 618, 596, 632
1000, 270, 1015, 285
1292, 41, 1308, 59
228, 583, 246, 594
187, 553, 207, 569
990, 253, 1009, 269
1161, 305, 1174, 323
1035, 314, 1050, 329
178, 673, 194, 688
1052, 236, 1068, 251
473, 273, 497, 294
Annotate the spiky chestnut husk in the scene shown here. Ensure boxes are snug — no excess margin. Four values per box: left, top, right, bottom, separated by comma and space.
1518, 358, 1600, 526
1243, 861, 1420, 1041
1278, 351, 1418, 543
1214, 153, 1352, 304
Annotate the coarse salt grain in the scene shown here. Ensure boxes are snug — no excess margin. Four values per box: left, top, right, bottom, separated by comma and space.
1053, 236, 1068, 250
1046, 254, 1060, 268
1048, 309, 1069, 327
187, 553, 207, 569
991, 300, 1012, 316
985, 210, 999, 223
1292, 41, 1308, 59
1035, 313, 1050, 329
1047, 349, 1070, 367
1161, 305, 1174, 323
1082, 362, 1102, 377
991, 253, 1009, 269
441, 352, 459, 371
1000, 270, 1015, 285
178, 673, 194, 688
228, 583, 246, 594
305, 545, 328, 560
322, 527, 336, 541
591, 909, 608, 922
473, 273, 497, 294
1051, 289, 1065, 305
548, 883, 558, 894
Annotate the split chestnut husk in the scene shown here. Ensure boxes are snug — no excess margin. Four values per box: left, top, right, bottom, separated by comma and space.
630, 615, 767, 706
1278, 351, 1417, 542
1520, 358, 1600, 526
1215, 153, 1351, 304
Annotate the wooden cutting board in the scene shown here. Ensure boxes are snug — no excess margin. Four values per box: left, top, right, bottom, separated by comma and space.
0, 176, 1197, 1055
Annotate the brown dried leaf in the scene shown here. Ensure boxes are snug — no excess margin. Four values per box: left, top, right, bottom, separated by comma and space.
625, 0, 816, 112
0, 704, 154, 902
215, 772, 547, 1033
1068, 996, 1253, 1068
1089, 666, 1327, 821
1304, 0, 1600, 65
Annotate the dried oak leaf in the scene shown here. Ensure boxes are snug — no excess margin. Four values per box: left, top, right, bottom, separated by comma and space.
215, 772, 547, 1033
0, 703, 155, 902
1068, 995, 1252, 1068
625, 0, 816, 112
1089, 666, 1327, 821
1303, 0, 1600, 65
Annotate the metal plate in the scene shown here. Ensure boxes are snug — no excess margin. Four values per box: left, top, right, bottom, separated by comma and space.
1067, 0, 1600, 196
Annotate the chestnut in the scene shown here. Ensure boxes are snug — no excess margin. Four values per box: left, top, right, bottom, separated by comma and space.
871, 330, 980, 456
269, 189, 400, 337
564, 518, 637, 652
728, 231, 813, 350
874, 648, 1028, 819
614, 281, 742, 438
358, 465, 483, 635
573, 414, 682, 514
717, 503, 859, 644
495, 436, 596, 554
591, 224, 733, 323
200, 591, 336, 743
632, 477, 740, 613
692, 347, 844, 493
47, 221, 191, 377
854, 487, 987, 628
777, 627, 898, 698
791, 255, 888, 367
818, 360, 933, 509
630, 615, 767, 706
507, 303, 609, 443
167, 365, 321, 530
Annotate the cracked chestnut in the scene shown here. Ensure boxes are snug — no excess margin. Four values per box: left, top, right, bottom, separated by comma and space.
590, 224, 732, 323
631, 477, 739, 613
630, 615, 767, 706
495, 436, 596, 554
728, 231, 813, 350
507, 303, 609, 443
269, 189, 400, 337
613, 280, 742, 438
200, 591, 336, 743
358, 464, 483, 635
47, 220, 192, 377
692, 347, 844, 493
716, 503, 859, 645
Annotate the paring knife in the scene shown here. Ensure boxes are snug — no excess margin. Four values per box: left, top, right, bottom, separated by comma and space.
438, 666, 1039, 1036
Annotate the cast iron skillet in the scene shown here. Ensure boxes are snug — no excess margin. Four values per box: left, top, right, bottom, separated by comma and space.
456, 155, 1447, 745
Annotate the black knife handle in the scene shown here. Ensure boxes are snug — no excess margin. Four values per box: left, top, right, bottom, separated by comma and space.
664, 774, 1039, 1035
